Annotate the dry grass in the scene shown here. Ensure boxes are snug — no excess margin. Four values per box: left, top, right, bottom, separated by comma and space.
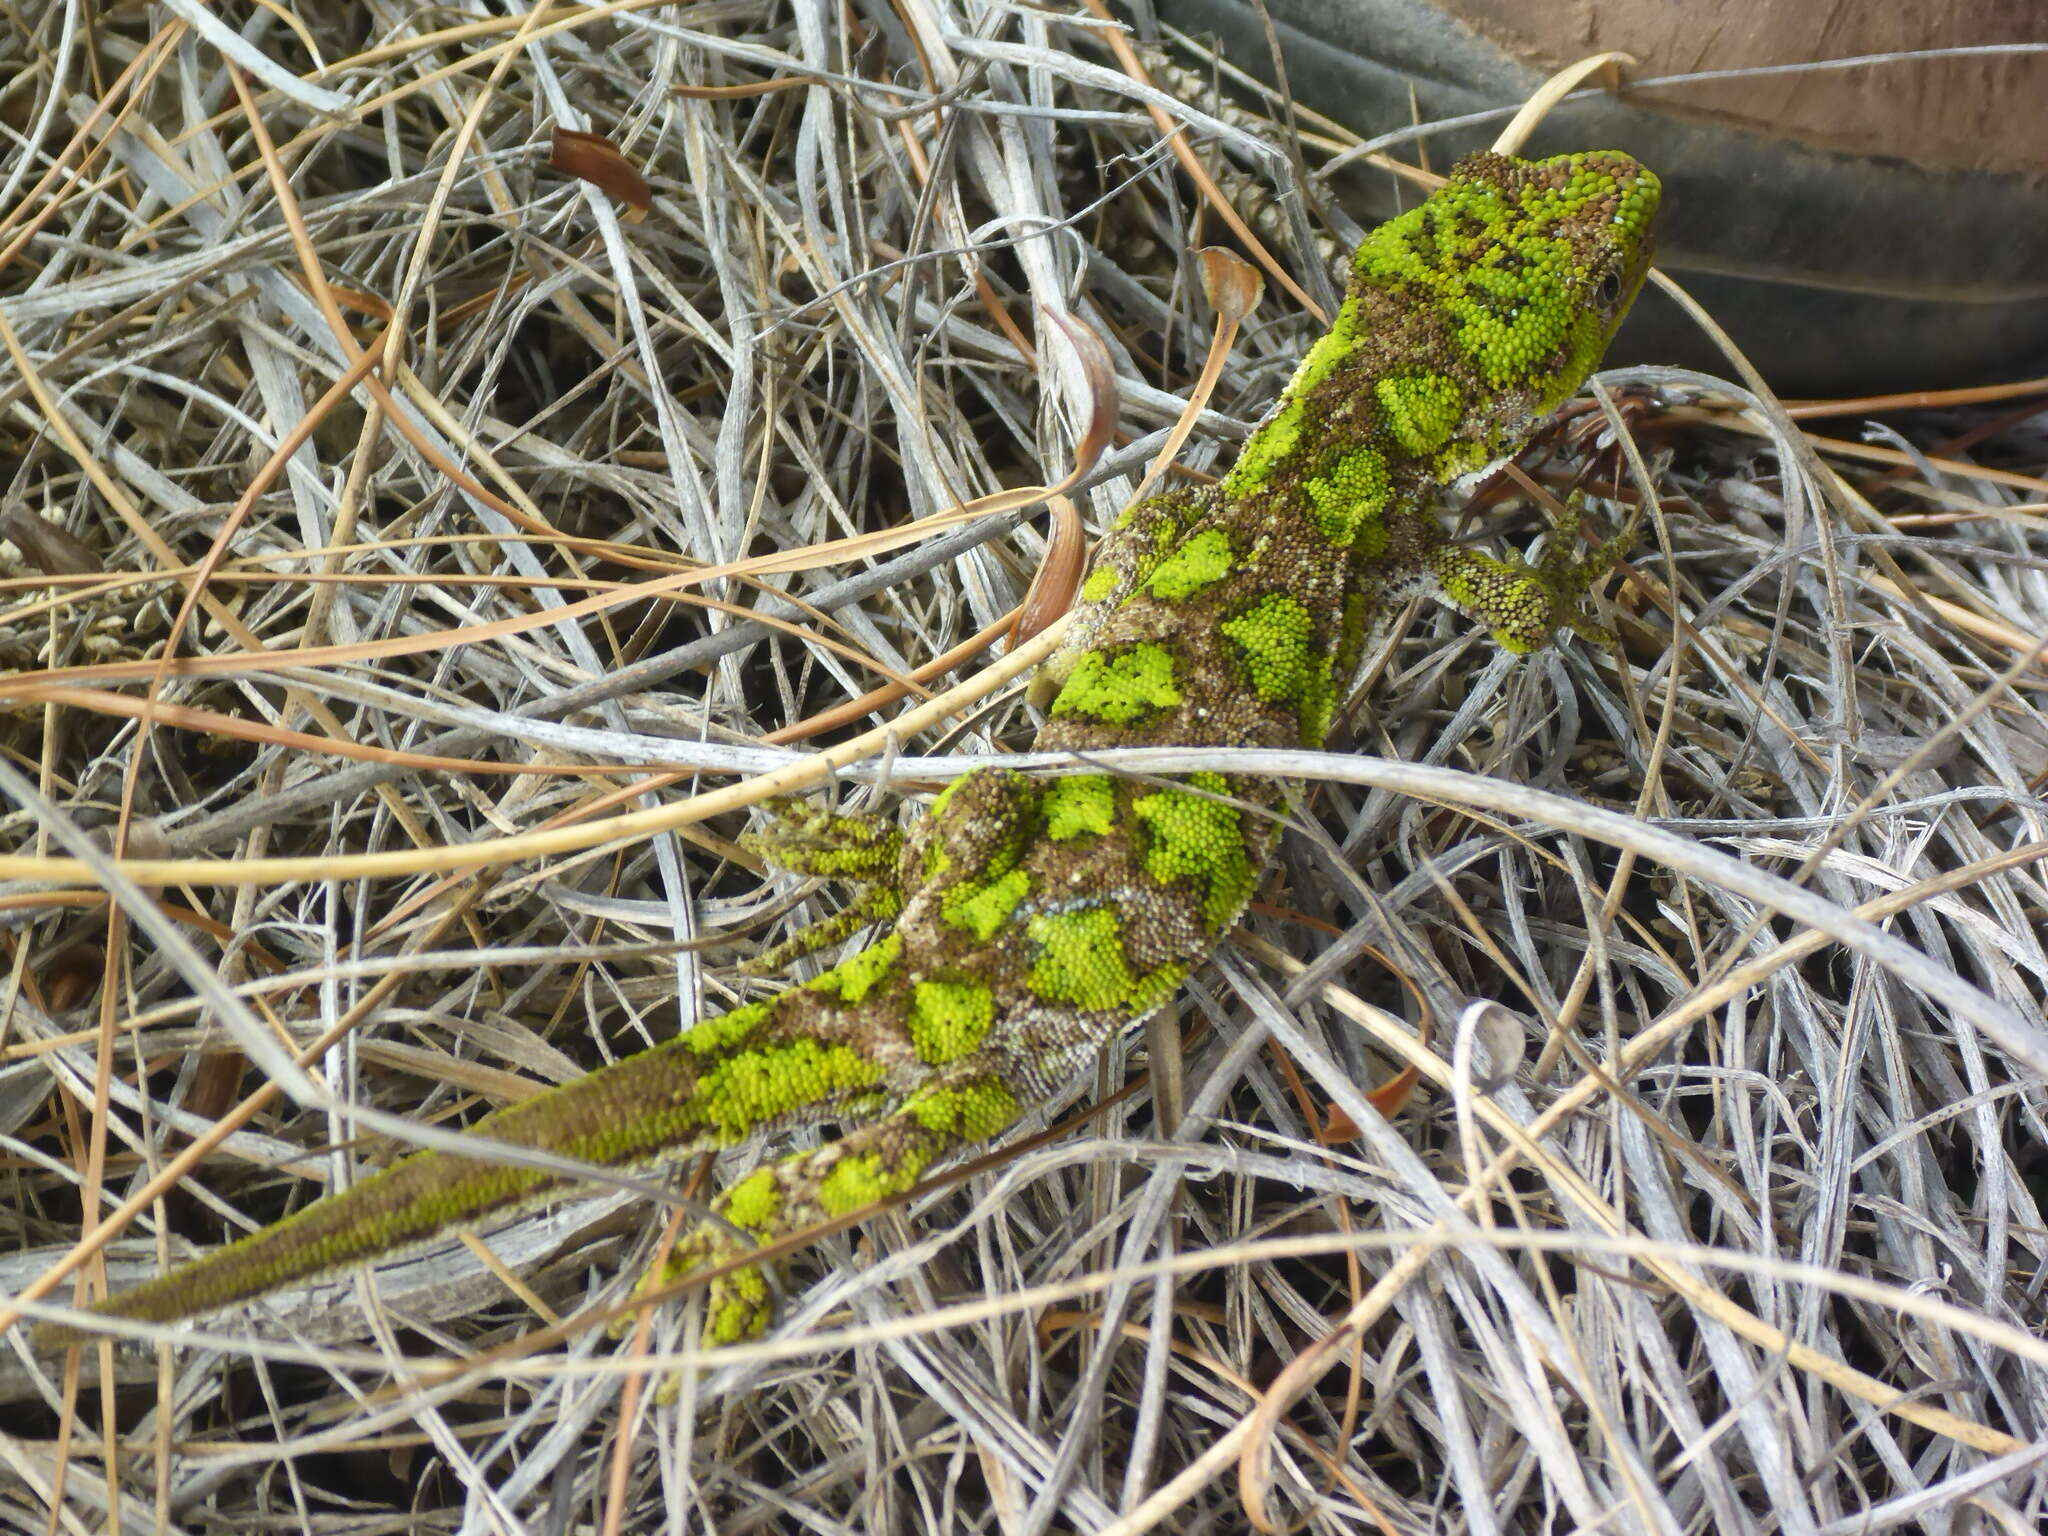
2, 4, 2047, 1532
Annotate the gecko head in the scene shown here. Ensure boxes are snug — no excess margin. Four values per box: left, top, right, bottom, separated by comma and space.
1350, 149, 1661, 442
1485, 150, 1660, 378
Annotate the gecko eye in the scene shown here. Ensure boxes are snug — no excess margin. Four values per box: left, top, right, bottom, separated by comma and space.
1596, 267, 1626, 310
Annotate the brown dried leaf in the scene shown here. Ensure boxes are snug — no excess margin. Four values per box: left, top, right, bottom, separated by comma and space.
1041, 305, 1118, 483
1196, 246, 1263, 328
550, 127, 650, 217
1010, 495, 1086, 648
0, 510, 100, 575
1008, 309, 1121, 649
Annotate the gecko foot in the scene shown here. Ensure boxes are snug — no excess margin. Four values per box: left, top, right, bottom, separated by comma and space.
740, 798, 905, 973
1430, 500, 1631, 652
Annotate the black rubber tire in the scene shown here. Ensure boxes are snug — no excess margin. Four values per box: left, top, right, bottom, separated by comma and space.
1146, 0, 2048, 394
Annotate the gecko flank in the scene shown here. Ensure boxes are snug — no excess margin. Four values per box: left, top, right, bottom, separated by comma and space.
40, 150, 1659, 1350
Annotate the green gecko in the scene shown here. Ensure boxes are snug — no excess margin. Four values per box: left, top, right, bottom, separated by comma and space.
37, 150, 1659, 1352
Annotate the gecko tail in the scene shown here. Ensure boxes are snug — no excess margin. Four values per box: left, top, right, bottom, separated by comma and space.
30, 980, 867, 1350
30, 1140, 574, 1349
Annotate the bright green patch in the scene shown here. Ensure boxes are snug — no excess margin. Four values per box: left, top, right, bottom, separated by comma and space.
1048, 643, 1183, 725
1133, 772, 1258, 932
806, 931, 902, 1004
1303, 445, 1390, 548
1113, 501, 1175, 542
691, 1038, 886, 1142
1129, 961, 1186, 1016
1144, 527, 1235, 600
1374, 373, 1465, 456
752, 811, 902, 883
1433, 439, 1493, 484
800, 841, 897, 881
906, 1076, 1020, 1140
907, 978, 996, 1064
817, 1149, 923, 1216
942, 866, 1032, 941
1222, 398, 1305, 498
924, 780, 968, 876
1443, 237, 1578, 389
926, 771, 1035, 885
1027, 906, 1184, 1015
709, 1263, 770, 1343
680, 998, 774, 1056
1342, 152, 1657, 404
1081, 565, 1120, 603
1285, 298, 1360, 399
721, 1167, 781, 1232
927, 775, 970, 820
1219, 593, 1335, 742
1351, 201, 1477, 291
1044, 775, 1116, 841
